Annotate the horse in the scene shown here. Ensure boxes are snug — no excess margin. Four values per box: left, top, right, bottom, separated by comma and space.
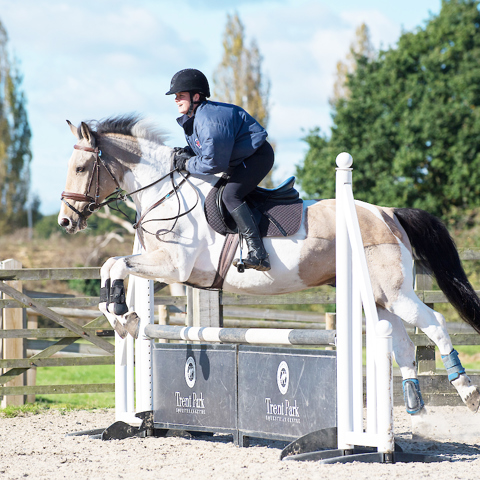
58, 114, 480, 415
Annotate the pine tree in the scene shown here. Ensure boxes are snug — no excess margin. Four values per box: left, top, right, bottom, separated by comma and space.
0, 19, 34, 232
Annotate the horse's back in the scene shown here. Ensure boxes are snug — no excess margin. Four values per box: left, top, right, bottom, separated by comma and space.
304, 198, 410, 248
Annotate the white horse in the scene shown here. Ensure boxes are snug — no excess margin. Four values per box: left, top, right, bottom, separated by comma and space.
58, 115, 480, 414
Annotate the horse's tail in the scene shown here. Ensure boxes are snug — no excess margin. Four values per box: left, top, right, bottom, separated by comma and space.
394, 207, 480, 334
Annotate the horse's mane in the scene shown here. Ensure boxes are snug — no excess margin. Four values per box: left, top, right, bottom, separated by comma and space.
82, 113, 167, 146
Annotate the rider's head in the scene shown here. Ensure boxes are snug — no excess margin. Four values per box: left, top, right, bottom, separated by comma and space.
166, 69, 210, 116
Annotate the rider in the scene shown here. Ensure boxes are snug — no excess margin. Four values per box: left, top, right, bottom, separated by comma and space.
166, 68, 274, 272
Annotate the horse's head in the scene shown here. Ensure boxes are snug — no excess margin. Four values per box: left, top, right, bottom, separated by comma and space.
58, 121, 119, 233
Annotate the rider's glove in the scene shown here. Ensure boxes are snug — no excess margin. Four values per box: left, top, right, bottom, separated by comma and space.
173, 146, 194, 171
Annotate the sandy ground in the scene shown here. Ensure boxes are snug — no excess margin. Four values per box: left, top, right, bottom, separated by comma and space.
1, 406, 480, 480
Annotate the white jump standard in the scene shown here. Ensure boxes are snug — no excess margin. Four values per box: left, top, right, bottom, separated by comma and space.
283, 153, 443, 463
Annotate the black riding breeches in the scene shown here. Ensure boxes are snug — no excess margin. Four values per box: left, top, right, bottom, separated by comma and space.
222, 141, 275, 213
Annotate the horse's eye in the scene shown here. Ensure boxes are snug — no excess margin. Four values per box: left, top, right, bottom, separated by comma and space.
76, 166, 85, 173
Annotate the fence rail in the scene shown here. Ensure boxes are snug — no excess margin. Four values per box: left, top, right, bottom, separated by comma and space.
2, 251, 480, 405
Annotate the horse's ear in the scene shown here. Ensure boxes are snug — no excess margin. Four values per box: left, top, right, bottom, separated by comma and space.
67, 120, 80, 139
80, 122, 94, 146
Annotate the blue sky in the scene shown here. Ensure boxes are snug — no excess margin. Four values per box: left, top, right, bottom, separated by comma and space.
0, 0, 442, 215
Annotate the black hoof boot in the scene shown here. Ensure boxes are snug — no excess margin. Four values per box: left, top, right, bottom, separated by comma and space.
110, 279, 129, 315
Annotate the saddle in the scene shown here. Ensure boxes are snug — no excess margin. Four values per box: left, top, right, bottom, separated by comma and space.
204, 175, 304, 238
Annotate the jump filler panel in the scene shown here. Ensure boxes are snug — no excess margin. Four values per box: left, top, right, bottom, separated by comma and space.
152, 344, 237, 435
237, 346, 336, 444
152, 343, 336, 445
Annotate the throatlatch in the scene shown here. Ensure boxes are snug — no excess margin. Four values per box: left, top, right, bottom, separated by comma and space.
441, 349, 465, 382
402, 378, 425, 415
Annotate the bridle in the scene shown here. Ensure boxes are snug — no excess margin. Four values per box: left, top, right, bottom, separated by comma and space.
61, 145, 124, 220
61, 144, 200, 240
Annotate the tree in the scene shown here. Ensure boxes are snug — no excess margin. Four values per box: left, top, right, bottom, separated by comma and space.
0, 19, 35, 232
296, 0, 480, 222
330, 23, 375, 105
213, 12, 274, 187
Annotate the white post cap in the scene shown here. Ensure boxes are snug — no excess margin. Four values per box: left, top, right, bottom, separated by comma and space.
376, 319, 393, 337
336, 152, 353, 168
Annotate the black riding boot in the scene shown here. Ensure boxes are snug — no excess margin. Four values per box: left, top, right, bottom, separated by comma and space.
231, 202, 271, 272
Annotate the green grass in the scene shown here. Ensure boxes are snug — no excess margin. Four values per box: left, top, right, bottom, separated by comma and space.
436, 345, 480, 372
34, 364, 115, 409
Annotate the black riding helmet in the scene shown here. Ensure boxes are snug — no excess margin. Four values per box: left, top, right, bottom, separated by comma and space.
165, 69, 211, 97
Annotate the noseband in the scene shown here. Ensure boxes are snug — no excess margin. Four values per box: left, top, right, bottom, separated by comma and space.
61, 145, 123, 220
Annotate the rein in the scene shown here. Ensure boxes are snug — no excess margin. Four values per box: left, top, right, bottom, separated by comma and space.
61, 144, 200, 240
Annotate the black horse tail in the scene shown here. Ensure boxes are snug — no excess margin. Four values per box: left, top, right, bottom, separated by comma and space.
394, 208, 480, 334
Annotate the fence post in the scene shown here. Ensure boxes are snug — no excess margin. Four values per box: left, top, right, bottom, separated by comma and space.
26, 313, 37, 403
191, 289, 223, 328
325, 312, 336, 351
414, 263, 436, 373
1, 259, 25, 407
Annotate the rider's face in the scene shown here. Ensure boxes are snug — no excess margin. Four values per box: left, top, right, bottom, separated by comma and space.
175, 92, 191, 115
174, 92, 200, 116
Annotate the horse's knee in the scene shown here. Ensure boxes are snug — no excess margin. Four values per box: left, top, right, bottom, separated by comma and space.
109, 257, 130, 281
100, 257, 119, 280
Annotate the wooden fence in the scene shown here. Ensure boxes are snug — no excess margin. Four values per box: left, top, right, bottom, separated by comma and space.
1, 251, 480, 407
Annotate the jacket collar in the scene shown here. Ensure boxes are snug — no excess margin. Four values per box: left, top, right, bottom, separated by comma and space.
176, 101, 208, 134
177, 114, 194, 135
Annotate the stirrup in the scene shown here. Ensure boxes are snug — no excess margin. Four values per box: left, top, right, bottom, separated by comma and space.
233, 253, 271, 272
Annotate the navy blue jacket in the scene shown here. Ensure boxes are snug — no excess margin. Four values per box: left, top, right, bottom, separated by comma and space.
177, 101, 268, 175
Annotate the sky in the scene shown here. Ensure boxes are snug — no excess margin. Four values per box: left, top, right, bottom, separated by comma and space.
0, 0, 442, 215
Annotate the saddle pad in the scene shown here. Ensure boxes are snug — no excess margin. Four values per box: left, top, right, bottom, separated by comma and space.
204, 181, 304, 238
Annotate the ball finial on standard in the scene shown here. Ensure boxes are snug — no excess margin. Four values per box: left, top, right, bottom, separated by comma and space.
376, 319, 393, 337
336, 152, 353, 168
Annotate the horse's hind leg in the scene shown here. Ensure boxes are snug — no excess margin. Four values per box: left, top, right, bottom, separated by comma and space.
388, 291, 480, 412
377, 307, 425, 414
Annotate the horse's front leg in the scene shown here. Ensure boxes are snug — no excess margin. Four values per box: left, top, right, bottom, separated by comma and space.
101, 250, 187, 339
98, 256, 129, 339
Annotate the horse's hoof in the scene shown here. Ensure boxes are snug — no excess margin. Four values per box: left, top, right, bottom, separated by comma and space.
124, 312, 140, 339
465, 387, 480, 413
113, 319, 128, 339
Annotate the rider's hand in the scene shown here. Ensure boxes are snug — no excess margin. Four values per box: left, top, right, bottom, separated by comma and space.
173, 147, 194, 171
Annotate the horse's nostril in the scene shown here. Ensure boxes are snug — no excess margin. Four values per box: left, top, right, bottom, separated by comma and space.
59, 217, 70, 228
